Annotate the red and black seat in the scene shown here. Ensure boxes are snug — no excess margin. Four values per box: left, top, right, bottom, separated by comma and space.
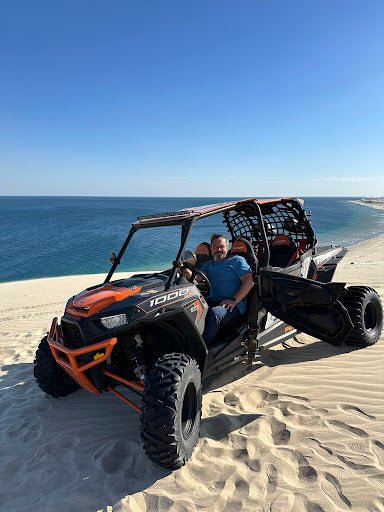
230, 237, 258, 272
194, 242, 212, 268
269, 234, 299, 267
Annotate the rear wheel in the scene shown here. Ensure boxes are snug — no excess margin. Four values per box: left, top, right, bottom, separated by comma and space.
340, 287, 383, 347
34, 336, 80, 397
141, 353, 202, 469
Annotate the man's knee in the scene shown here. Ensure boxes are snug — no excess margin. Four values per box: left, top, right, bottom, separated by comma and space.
210, 306, 228, 325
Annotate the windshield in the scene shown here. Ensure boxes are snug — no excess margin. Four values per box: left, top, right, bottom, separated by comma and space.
118, 225, 182, 273
184, 216, 232, 254
115, 213, 235, 276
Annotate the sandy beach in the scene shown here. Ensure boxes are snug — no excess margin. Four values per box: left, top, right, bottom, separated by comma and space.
350, 199, 384, 211
1, 237, 384, 512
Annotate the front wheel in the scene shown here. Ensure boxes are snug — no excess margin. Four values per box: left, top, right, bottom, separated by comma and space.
141, 353, 202, 469
34, 336, 80, 397
340, 286, 383, 347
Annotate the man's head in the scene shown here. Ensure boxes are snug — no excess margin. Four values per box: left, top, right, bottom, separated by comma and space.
210, 234, 229, 261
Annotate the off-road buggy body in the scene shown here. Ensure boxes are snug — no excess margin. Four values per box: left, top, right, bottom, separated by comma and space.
34, 198, 383, 468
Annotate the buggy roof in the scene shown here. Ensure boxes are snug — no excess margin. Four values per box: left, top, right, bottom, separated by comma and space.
134, 197, 301, 227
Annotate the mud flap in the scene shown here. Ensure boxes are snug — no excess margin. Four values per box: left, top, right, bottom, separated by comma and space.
259, 271, 353, 345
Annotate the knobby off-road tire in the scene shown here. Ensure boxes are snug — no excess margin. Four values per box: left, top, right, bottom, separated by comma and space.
340, 286, 383, 347
34, 336, 80, 397
141, 353, 202, 469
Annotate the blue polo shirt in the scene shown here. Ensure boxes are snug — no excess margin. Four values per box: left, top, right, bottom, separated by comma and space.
202, 255, 252, 314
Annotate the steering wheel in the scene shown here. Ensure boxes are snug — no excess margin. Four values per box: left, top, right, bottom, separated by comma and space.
181, 262, 212, 296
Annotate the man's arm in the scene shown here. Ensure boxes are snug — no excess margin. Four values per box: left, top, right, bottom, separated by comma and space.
220, 272, 254, 312
180, 266, 203, 282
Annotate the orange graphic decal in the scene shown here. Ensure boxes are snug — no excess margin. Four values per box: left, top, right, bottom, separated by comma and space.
66, 284, 142, 317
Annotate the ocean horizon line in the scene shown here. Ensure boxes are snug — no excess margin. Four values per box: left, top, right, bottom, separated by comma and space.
0, 194, 366, 199
1, 196, 383, 284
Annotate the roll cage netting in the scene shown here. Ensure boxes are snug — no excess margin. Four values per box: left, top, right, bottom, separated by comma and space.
223, 200, 315, 255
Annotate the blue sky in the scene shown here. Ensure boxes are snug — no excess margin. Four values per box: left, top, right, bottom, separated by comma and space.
1, 0, 383, 197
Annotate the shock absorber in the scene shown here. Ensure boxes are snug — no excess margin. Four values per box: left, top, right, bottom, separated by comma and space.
125, 335, 146, 381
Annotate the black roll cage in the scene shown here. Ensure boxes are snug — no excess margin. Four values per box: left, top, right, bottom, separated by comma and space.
104, 200, 268, 288
104, 197, 315, 287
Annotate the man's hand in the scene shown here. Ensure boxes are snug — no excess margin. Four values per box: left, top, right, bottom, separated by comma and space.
220, 298, 238, 312
181, 266, 193, 280
219, 273, 254, 312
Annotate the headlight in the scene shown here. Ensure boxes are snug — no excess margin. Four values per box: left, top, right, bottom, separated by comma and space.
100, 314, 128, 329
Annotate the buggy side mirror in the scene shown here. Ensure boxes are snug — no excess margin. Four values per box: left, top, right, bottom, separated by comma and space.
109, 252, 117, 265
180, 250, 197, 266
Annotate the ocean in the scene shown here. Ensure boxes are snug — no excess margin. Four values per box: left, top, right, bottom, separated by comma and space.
1, 196, 383, 284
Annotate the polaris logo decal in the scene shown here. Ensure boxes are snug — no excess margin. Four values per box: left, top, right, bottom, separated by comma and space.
149, 288, 189, 308
190, 300, 203, 321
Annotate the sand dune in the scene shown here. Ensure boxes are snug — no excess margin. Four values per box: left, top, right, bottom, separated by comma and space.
1, 239, 384, 512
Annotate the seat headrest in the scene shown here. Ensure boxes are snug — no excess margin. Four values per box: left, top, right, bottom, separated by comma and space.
231, 240, 249, 254
195, 242, 211, 256
271, 234, 291, 247
230, 238, 258, 271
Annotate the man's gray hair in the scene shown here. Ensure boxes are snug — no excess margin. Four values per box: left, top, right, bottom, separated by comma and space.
210, 234, 229, 245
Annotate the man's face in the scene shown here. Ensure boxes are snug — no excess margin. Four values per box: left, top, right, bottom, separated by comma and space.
211, 237, 229, 261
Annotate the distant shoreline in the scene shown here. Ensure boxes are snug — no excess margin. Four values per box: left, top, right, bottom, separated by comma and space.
350, 198, 384, 211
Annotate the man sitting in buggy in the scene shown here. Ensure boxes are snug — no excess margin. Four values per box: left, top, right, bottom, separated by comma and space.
182, 233, 254, 345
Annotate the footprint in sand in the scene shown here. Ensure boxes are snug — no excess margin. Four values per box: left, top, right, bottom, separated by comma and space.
35, 402, 53, 414
0, 458, 27, 479
21, 421, 42, 443
59, 436, 81, 449
281, 393, 310, 403
6, 418, 39, 440
336, 453, 378, 477
371, 440, 384, 469
305, 438, 333, 457
270, 417, 291, 445
278, 399, 327, 429
94, 440, 128, 474
225, 477, 250, 509
348, 442, 372, 457
278, 450, 318, 486
338, 403, 376, 420
270, 492, 295, 512
337, 451, 384, 491
325, 419, 368, 439
223, 392, 241, 408
1, 348, 17, 357
266, 463, 278, 493
279, 401, 310, 415
223, 387, 278, 410
295, 452, 318, 483
303, 438, 353, 479
320, 472, 351, 510
369, 475, 384, 491
292, 492, 327, 512
260, 388, 279, 403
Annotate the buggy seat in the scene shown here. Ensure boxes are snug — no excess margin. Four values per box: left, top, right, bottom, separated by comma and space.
269, 235, 299, 267
230, 237, 258, 273
194, 242, 212, 268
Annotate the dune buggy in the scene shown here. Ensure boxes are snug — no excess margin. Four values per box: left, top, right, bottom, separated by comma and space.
34, 197, 383, 468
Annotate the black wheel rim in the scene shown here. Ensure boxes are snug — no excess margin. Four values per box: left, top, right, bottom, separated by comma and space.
364, 302, 378, 332
181, 382, 197, 440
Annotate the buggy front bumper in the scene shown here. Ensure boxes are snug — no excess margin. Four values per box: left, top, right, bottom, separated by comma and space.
47, 317, 117, 394
47, 318, 144, 412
